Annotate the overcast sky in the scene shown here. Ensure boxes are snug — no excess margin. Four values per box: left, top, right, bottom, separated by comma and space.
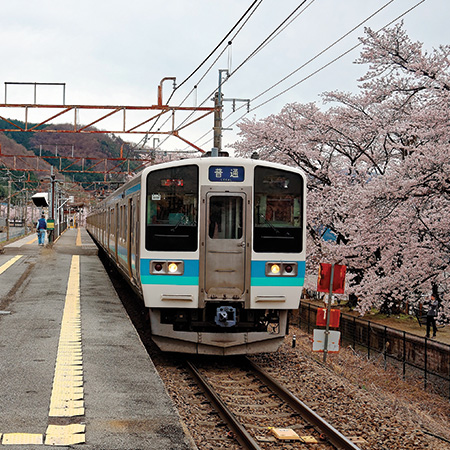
1, 0, 448, 153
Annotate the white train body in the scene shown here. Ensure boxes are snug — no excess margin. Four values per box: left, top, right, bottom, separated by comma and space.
87, 156, 306, 355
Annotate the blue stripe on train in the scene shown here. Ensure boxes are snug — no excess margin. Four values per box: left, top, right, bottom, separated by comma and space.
251, 260, 305, 286
139, 258, 305, 287
140, 258, 199, 285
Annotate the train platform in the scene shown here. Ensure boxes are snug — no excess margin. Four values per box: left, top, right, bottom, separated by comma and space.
0, 228, 193, 449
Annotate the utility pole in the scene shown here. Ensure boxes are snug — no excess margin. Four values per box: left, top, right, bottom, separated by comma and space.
6, 179, 11, 241
25, 189, 28, 232
213, 69, 250, 153
48, 166, 56, 243
213, 92, 223, 151
323, 264, 335, 364
213, 69, 228, 152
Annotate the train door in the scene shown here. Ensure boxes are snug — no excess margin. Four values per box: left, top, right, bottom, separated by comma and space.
114, 204, 119, 261
203, 191, 249, 300
128, 197, 137, 280
107, 208, 111, 252
135, 197, 140, 279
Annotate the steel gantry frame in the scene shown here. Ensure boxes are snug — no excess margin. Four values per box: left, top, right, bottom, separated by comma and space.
0, 78, 217, 154
0, 79, 217, 201
0, 144, 153, 177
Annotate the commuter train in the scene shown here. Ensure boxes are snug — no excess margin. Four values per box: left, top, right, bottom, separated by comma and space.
86, 154, 306, 355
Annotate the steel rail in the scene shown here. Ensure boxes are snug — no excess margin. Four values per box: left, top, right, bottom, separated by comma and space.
245, 357, 362, 450
185, 360, 263, 450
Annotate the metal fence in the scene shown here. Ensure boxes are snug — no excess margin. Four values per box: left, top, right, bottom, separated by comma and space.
298, 301, 450, 399
0, 220, 69, 244
0, 225, 27, 243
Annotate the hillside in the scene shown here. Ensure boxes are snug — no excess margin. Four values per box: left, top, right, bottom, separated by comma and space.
0, 133, 55, 178
0, 119, 137, 185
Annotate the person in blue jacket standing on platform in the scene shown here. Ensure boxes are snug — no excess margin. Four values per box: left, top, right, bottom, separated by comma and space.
36, 213, 47, 246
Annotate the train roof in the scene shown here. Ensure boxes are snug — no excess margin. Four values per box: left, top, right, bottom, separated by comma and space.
140, 155, 304, 176
91, 155, 304, 211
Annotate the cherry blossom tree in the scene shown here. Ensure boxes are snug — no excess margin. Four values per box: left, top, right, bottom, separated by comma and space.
233, 22, 450, 315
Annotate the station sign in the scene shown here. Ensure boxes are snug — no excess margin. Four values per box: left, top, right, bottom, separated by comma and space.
47, 219, 55, 230
208, 166, 245, 182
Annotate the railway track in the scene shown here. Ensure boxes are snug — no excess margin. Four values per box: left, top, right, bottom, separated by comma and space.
186, 356, 361, 450
105, 253, 450, 450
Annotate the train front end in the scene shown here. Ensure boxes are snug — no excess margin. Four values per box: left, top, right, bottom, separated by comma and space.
139, 157, 306, 355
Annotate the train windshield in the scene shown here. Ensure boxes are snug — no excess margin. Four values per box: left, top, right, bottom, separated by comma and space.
146, 165, 199, 251
254, 166, 303, 253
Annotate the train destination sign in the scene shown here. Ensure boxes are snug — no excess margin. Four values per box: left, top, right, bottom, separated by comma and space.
208, 166, 245, 182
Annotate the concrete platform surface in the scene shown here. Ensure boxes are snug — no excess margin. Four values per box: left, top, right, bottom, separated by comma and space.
0, 228, 193, 449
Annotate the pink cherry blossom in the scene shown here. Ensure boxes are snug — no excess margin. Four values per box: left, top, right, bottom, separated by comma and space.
233, 23, 450, 317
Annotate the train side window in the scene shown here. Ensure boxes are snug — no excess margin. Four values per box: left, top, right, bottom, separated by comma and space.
253, 166, 303, 253
123, 204, 127, 240
145, 165, 199, 251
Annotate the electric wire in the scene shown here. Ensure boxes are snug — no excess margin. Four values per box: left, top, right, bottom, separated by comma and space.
146, 0, 265, 153
131, 0, 263, 156
243, 0, 396, 109
169, 0, 316, 151
193, 0, 427, 150
228, 0, 312, 77
191, 0, 399, 148
244, 0, 316, 59
168, 0, 262, 100
226, 0, 427, 128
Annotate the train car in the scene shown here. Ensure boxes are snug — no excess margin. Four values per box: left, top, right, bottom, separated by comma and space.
87, 154, 306, 355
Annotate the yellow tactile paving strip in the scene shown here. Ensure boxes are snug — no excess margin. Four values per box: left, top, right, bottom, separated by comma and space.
26, 236, 38, 245
45, 424, 86, 446
2, 433, 43, 445
0, 255, 85, 446
0, 255, 23, 276
76, 228, 82, 246
47, 255, 86, 445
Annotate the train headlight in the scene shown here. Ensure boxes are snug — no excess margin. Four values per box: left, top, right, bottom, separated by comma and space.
270, 264, 281, 275
150, 260, 184, 275
265, 262, 298, 277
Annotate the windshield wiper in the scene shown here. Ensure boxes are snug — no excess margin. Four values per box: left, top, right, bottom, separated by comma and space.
259, 214, 280, 234
170, 215, 195, 232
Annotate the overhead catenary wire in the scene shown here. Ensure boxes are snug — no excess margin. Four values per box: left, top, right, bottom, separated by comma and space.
168, 0, 263, 100
244, 0, 317, 60
241, 0, 397, 109
191, 0, 399, 148
190, 0, 315, 113
132, 0, 264, 155
146, 0, 265, 152
226, 0, 427, 128
169, 0, 317, 151
228, 0, 313, 78
193, 0, 427, 150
